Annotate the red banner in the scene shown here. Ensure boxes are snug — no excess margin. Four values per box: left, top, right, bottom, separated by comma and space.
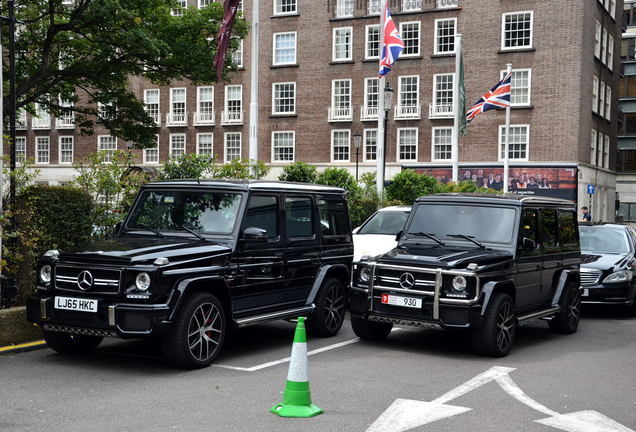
213, 0, 241, 79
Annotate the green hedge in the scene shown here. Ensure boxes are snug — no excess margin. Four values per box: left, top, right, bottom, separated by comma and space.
15, 186, 94, 303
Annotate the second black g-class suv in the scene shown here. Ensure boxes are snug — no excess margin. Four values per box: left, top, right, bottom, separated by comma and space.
27, 180, 353, 369
350, 193, 581, 357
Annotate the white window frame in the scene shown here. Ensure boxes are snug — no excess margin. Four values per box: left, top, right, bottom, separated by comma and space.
501, 68, 531, 106
602, 28, 608, 65
195, 86, 214, 124
610, 0, 616, 19
362, 78, 379, 120
232, 39, 244, 68
197, 133, 214, 156
171, 0, 186, 16
592, 75, 599, 114
501, 11, 533, 50
604, 135, 610, 169
223, 85, 243, 124
272, 131, 295, 163
396, 75, 420, 119
400, 21, 420, 57
498, 125, 529, 162
363, 129, 377, 162
169, 134, 186, 160
272, 82, 296, 115
98, 135, 117, 162
15, 137, 26, 163
434, 18, 456, 55
273, 32, 297, 65
144, 89, 160, 124
605, 86, 611, 121
599, 81, 605, 118
336, 0, 354, 18
591, 129, 597, 165
143, 135, 160, 164
397, 128, 418, 162
432, 73, 453, 116
330, 79, 352, 121
59, 136, 73, 164
36, 136, 50, 164
274, 0, 297, 15
224, 132, 242, 162
365, 24, 380, 60
198, 0, 213, 8
595, 21, 602, 59
608, 34, 614, 71
333, 27, 353, 62
170, 88, 186, 116
432, 127, 452, 162
331, 129, 350, 163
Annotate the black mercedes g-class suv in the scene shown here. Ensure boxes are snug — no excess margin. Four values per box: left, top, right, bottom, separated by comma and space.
27, 180, 353, 368
350, 193, 581, 357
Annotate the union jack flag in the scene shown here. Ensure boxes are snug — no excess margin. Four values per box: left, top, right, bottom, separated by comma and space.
379, 5, 404, 79
466, 72, 512, 124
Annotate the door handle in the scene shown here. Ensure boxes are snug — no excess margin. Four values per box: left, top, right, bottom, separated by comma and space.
536, 265, 541, 271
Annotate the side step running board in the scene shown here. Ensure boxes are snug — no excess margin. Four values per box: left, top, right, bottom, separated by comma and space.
517, 306, 560, 323
235, 305, 315, 328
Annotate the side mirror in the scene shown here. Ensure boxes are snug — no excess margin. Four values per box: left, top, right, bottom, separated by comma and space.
243, 226, 268, 240
522, 237, 536, 250
395, 230, 403, 242
352, 226, 360, 234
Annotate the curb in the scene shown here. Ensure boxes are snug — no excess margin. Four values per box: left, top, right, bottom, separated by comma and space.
0, 340, 47, 356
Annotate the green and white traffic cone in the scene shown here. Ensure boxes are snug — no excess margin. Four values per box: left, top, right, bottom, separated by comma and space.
270, 317, 323, 418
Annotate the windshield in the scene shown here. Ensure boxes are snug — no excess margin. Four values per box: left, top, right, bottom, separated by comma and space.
357, 210, 410, 235
407, 204, 516, 244
127, 190, 243, 234
579, 227, 631, 253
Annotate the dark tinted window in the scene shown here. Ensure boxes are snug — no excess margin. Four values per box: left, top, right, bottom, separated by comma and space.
319, 198, 349, 236
285, 197, 314, 238
541, 208, 559, 253
518, 208, 540, 256
558, 210, 578, 251
244, 195, 278, 239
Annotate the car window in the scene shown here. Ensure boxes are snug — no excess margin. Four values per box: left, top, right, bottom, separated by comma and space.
579, 227, 631, 253
285, 197, 314, 238
558, 210, 578, 252
541, 208, 559, 253
358, 210, 409, 235
244, 195, 278, 239
518, 208, 540, 256
319, 198, 349, 236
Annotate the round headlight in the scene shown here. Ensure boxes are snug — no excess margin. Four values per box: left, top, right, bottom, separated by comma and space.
452, 275, 467, 292
135, 272, 151, 291
40, 265, 52, 284
360, 266, 371, 283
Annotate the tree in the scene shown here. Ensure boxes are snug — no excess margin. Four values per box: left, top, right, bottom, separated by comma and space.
278, 161, 318, 184
1, 0, 249, 148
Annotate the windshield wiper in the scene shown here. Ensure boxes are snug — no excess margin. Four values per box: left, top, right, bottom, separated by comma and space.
174, 226, 206, 241
447, 234, 485, 249
130, 224, 164, 238
408, 232, 445, 245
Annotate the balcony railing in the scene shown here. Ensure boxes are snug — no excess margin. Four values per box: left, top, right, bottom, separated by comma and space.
368, 0, 381, 15
146, 112, 161, 126
193, 111, 216, 126
401, 0, 421, 12
361, 106, 379, 121
56, 115, 75, 129
429, 103, 454, 119
394, 104, 421, 120
328, 107, 353, 122
334, 4, 353, 18
221, 110, 244, 125
32, 117, 51, 129
166, 112, 188, 127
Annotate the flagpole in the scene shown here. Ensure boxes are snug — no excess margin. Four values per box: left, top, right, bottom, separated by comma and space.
376, 0, 386, 196
248, 0, 259, 177
452, 34, 462, 183
503, 63, 512, 193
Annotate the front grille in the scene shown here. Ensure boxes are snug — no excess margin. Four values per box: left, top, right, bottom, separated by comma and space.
375, 267, 436, 292
581, 269, 602, 286
55, 265, 121, 294
52, 308, 109, 327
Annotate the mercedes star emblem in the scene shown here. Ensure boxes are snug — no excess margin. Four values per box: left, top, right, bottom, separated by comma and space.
77, 270, 93, 291
399, 272, 415, 289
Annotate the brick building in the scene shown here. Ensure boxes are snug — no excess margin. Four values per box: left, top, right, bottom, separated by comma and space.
13, 0, 623, 221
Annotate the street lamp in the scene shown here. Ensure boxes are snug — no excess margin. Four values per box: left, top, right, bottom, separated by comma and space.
353, 130, 361, 181
382, 83, 394, 185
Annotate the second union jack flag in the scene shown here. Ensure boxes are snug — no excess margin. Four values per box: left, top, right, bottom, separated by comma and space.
466, 72, 512, 124
379, 5, 404, 79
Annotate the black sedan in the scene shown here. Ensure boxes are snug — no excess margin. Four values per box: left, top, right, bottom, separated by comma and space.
579, 223, 636, 314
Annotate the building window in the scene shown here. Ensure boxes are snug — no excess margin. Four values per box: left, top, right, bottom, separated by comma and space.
332, 130, 350, 162
36, 137, 50, 164
274, 0, 296, 14
366, 25, 380, 59
273, 82, 296, 115
59, 136, 73, 164
15, 137, 26, 163
499, 125, 529, 161
608, 34, 614, 71
604, 135, 610, 169
196, 86, 214, 124
170, 88, 186, 117
502, 69, 531, 106
610, 0, 616, 18
224, 85, 242, 122
273, 131, 295, 162
98, 135, 116, 162
602, 28, 608, 64
225, 132, 241, 162
363, 78, 379, 120
333, 27, 352, 61
501, 11, 533, 49
330, 79, 352, 120
143, 135, 159, 164
172, 0, 186, 16
605, 86, 611, 121
144, 89, 160, 124
336, 0, 354, 18
396, 75, 420, 118
199, 0, 212, 8
364, 129, 377, 161
274, 32, 296, 65
398, 128, 418, 161
197, 133, 213, 156
433, 74, 453, 114
432, 128, 452, 161
400, 22, 420, 56
593, 75, 599, 114
434, 18, 456, 54
595, 21, 602, 59
232, 39, 243, 68
170, 134, 186, 159
97, 101, 116, 120
591, 129, 597, 165
599, 81, 605, 118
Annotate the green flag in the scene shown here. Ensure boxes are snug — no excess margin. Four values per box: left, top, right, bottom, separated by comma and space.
458, 50, 467, 138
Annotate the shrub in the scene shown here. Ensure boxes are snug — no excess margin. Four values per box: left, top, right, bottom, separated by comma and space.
278, 161, 317, 183
385, 170, 439, 205
212, 158, 270, 179
159, 153, 217, 179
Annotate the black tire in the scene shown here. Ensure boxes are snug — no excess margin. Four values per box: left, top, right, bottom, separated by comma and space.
472, 292, 516, 357
42, 330, 103, 355
548, 282, 581, 334
306, 277, 346, 337
161, 292, 226, 369
351, 316, 393, 340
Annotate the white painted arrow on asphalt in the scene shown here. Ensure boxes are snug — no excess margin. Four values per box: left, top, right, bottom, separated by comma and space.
366, 366, 635, 432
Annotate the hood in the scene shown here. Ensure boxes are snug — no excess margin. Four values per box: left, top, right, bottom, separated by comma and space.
376, 243, 514, 270
58, 235, 232, 266
353, 234, 398, 261
581, 252, 632, 271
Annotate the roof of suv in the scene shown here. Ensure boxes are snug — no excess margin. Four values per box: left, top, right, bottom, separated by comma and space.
142, 179, 346, 193
415, 193, 576, 207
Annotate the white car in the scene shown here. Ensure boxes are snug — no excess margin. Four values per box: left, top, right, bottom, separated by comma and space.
352, 205, 411, 261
